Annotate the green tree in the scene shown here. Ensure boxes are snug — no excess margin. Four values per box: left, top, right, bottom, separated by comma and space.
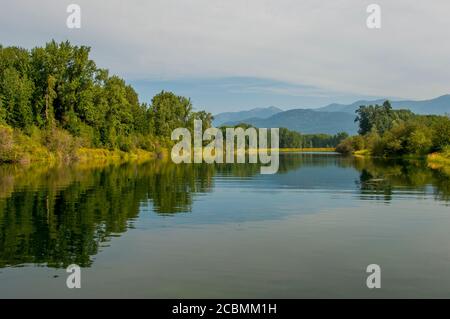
405, 123, 433, 155
355, 101, 414, 135
149, 91, 193, 138
432, 117, 450, 151
191, 110, 214, 129
1, 68, 34, 129
44, 75, 57, 127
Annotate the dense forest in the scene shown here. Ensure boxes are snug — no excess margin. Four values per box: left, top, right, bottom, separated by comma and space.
278, 128, 348, 148
0, 40, 349, 164
336, 101, 450, 159
0, 40, 213, 163
5, 41, 447, 166
219, 123, 348, 149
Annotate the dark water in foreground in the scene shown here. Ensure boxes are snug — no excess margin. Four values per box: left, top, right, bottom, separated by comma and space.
0, 153, 450, 298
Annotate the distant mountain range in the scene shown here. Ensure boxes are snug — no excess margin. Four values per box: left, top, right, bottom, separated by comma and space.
318, 94, 450, 114
214, 95, 450, 135
222, 109, 358, 135
213, 106, 282, 126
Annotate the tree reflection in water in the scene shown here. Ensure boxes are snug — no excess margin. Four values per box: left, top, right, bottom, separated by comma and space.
0, 154, 449, 268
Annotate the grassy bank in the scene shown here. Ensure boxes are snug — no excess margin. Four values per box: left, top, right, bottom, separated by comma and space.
353, 149, 425, 160
428, 149, 450, 171
1, 122, 337, 165
75, 147, 157, 164
0, 124, 163, 165
353, 149, 371, 156
427, 153, 450, 178
348, 146, 450, 175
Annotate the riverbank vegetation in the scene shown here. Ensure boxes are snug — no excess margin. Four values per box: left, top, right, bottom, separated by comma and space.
219, 123, 348, 149
278, 128, 348, 148
0, 41, 213, 164
336, 101, 450, 165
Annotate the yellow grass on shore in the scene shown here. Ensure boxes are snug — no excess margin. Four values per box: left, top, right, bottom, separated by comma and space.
75, 147, 156, 164
353, 149, 371, 157
428, 152, 450, 166
427, 152, 450, 176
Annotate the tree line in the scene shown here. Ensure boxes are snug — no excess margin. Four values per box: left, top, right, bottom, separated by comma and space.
278, 128, 348, 148
336, 101, 450, 156
0, 40, 352, 164
219, 123, 348, 148
0, 40, 213, 161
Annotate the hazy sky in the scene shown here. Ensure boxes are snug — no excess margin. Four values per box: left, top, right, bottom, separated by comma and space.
1, 0, 449, 113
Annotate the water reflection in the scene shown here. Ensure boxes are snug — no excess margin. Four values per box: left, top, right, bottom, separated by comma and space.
354, 157, 450, 202
0, 153, 449, 268
0, 161, 216, 267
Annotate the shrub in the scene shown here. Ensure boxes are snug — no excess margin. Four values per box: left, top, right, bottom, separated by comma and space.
115, 135, 132, 152
336, 138, 354, 155
378, 125, 406, 156
364, 129, 381, 151
352, 135, 365, 151
432, 117, 450, 151
336, 135, 366, 155
132, 134, 157, 151
406, 126, 433, 155
77, 123, 97, 148
45, 128, 79, 161
370, 138, 387, 156
0, 125, 15, 162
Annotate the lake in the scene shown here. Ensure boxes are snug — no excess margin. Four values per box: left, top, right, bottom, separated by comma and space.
1, 152, 450, 298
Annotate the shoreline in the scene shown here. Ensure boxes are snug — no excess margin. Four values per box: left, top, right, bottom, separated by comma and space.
0, 124, 168, 165
347, 148, 450, 175
0, 144, 167, 166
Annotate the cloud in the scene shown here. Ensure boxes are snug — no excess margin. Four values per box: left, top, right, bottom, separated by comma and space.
1, 0, 449, 108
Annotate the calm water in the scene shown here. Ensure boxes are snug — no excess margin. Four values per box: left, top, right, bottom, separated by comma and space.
1, 153, 450, 298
